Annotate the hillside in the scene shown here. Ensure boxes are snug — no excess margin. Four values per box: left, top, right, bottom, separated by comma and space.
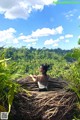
0, 47, 80, 120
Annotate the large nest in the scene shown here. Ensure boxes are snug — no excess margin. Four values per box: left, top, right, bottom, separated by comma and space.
17, 76, 68, 91
9, 76, 77, 120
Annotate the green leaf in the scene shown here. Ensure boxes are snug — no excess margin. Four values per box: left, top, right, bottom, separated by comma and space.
21, 88, 31, 96
8, 84, 15, 113
0, 58, 11, 63
78, 38, 80, 45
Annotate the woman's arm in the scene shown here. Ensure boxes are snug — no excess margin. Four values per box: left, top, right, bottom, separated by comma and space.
30, 75, 37, 82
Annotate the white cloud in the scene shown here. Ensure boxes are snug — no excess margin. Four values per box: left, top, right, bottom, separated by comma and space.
65, 34, 73, 38
31, 26, 63, 38
0, 26, 74, 48
65, 14, 73, 19
0, 0, 58, 19
65, 40, 69, 43
0, 25, 63, 47
53, 43, 58, 47
0, 28, 16, 42
18, 26, 63, 43
31, 28, 56, 37
18, 35, 38, 43
32, 42, 36, 45
59, 36, 64, 40
24, 38, 38, 43
5, 6, 30, 19
44, 33, 73, 47
27, 44, 32, 47
26, 42, 36, 48
44, 39, 54, 45
64, 9, 77, 21
78, 16, 80, 19
78, 35, 80, 38
55, 26, 63, 34
0, 28, 19, 46
44, 38, 60, 46
13, 38, 19, 44
22, 26, 63, 46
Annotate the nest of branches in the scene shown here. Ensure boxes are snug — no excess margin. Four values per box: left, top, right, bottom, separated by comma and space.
17, 76, 68, 91
9, 77, 77, 120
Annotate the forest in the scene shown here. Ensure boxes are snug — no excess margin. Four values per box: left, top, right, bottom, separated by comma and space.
0, 40, 80, 120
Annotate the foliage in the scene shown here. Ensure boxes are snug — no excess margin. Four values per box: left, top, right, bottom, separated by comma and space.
78, 38, 80, 45
63, 47, 80, 120
0, 58, 20, 115
0, 46, 80, 119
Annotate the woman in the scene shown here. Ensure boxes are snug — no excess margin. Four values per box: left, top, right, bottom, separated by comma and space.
30, 64, 50, 91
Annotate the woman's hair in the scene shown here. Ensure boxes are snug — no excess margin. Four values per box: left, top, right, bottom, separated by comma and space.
40, 64, 50, 72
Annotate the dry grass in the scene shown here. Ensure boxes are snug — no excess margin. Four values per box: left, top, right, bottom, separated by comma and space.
9, 76, 77, 120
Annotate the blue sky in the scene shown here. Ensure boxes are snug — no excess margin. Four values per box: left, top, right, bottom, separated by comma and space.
0, 0, 80, 50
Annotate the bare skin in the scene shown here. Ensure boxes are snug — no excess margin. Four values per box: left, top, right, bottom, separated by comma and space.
30, 66, 49, 82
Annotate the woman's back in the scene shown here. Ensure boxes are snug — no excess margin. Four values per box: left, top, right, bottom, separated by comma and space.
30, 64, 50, 91
37, 75, 49, 89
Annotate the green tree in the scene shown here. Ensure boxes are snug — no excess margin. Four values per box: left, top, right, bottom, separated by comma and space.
78, 38, 80, 45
